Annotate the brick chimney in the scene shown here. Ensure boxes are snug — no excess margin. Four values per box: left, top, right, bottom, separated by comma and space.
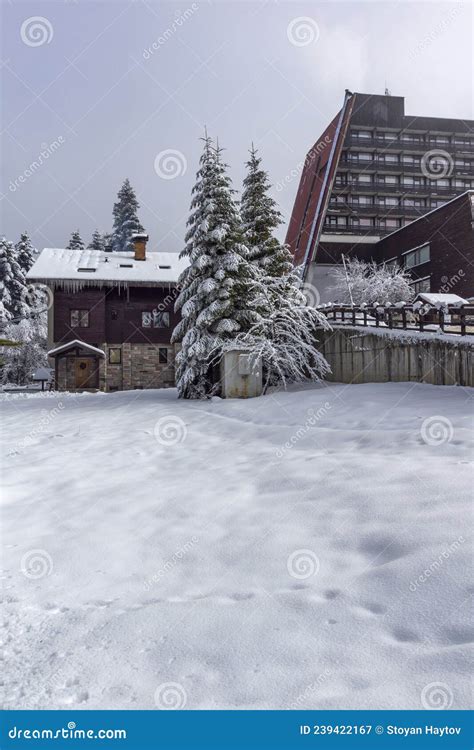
131, 233, 149, 261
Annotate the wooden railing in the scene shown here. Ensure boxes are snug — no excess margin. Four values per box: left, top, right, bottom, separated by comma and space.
320, 304, 474, 337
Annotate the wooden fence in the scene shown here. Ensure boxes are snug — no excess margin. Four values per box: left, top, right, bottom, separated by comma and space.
321, 304, 474, 336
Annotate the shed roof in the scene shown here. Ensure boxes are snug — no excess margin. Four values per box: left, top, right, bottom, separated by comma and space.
48, 340, 105, 357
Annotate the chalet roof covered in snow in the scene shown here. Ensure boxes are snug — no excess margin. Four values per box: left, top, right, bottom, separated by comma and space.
26, 248, 187, 289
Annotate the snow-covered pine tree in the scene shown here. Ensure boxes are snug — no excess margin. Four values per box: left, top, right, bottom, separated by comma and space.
229, 147, 330, 391
88, 229, 105, 251
0, 236, 29, 321
172, 137, 256, 399
330, 258, 414, 305
112, 179, 144, 253
67, 230, 85, 252
15, 232, 35, 275
0, 238, 13, 324
241, 145, 292, 277
1, 316, 48, 385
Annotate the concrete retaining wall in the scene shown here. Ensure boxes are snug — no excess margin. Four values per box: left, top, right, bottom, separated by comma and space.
318, 327, 474, 387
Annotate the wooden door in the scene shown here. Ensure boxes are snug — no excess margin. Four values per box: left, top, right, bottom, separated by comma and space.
75, 358, 97, 389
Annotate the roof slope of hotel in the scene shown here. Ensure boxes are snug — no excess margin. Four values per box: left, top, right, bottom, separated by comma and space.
26, 248, 187, 288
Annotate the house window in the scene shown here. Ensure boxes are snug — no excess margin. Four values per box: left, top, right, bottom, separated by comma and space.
109, 348, 121, 364
159, 347, 168, 364
70, 309, 89, 327
142, 311, 170, 328
404, 244, 430, 269
111, 309, 118, 321
410, 276, 431, 293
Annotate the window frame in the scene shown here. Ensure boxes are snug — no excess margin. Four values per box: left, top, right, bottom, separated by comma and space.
70, 309, 90, 328
108, 347, 122, 365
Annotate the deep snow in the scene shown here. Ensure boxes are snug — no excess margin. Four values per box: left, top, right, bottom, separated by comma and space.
1, 382, 472, 710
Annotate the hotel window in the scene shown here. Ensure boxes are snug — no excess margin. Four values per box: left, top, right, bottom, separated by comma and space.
350, 152, 372, 161
326, 216, 347, 227
404, 244, 430, 269
141, 311, 170, 328
429, 136, 449, 145
384, 257, 398, 268
379, 218, 400, 229
379, 175, 399, 185
402, 176, 425, 186
108, 348, 121, 364
352, 196, 373, 205
378, 132, 398, 141
403, 198, 426, 207
430, 178, 450, 187
353, 130, 372, 140
401, 133, 424, 144
355, 173, 372, 183
410, 276, 431, 294
335, 174, 347, 186
351, 217, 374, 228
378, 196, 399, 206
158, 348, 168, 364
455, 159, 473, 169
378, 154, 399, 163
431, 199, 447, 208
70, 309, 89, 328
401, 155, 421, 166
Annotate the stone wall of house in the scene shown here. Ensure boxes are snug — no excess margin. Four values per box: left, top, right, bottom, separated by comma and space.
54, 343, 176, 392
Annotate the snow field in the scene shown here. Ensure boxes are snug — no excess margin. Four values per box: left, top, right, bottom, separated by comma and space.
1, 382, 472, 710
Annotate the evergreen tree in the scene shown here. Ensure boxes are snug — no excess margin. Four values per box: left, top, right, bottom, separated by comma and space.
88, 229, 105, 251
172, 137, 255, 399
112, 178, 144, 253
2, 316, 48, 385
0, 237, 29, 321
67, 230, 85, 251
15, 232, 35, 275
241, 145, 291, 277
232, 147, 330, 391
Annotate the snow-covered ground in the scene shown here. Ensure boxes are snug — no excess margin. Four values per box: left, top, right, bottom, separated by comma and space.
1, 382, 472, 710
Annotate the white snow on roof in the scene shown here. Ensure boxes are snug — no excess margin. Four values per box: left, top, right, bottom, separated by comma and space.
27, 248, 187, 287
48, 340, 106, 357
415, 293, 469, 306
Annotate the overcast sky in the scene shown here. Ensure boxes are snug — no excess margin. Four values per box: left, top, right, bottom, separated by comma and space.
1, 0, 472, 254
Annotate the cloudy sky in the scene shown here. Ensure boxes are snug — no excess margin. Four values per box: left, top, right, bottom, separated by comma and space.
1, 0, 472, 253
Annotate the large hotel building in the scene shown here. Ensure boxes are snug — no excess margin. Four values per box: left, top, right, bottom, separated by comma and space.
286, 92, 474, 299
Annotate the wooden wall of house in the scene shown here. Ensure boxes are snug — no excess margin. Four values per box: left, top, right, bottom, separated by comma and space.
53, 285, 180, 346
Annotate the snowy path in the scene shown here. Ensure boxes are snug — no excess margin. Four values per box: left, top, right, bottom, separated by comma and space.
1, 382, 472, 710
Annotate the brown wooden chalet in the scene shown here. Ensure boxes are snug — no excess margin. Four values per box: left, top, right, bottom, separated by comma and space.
26, 234, 187, 392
